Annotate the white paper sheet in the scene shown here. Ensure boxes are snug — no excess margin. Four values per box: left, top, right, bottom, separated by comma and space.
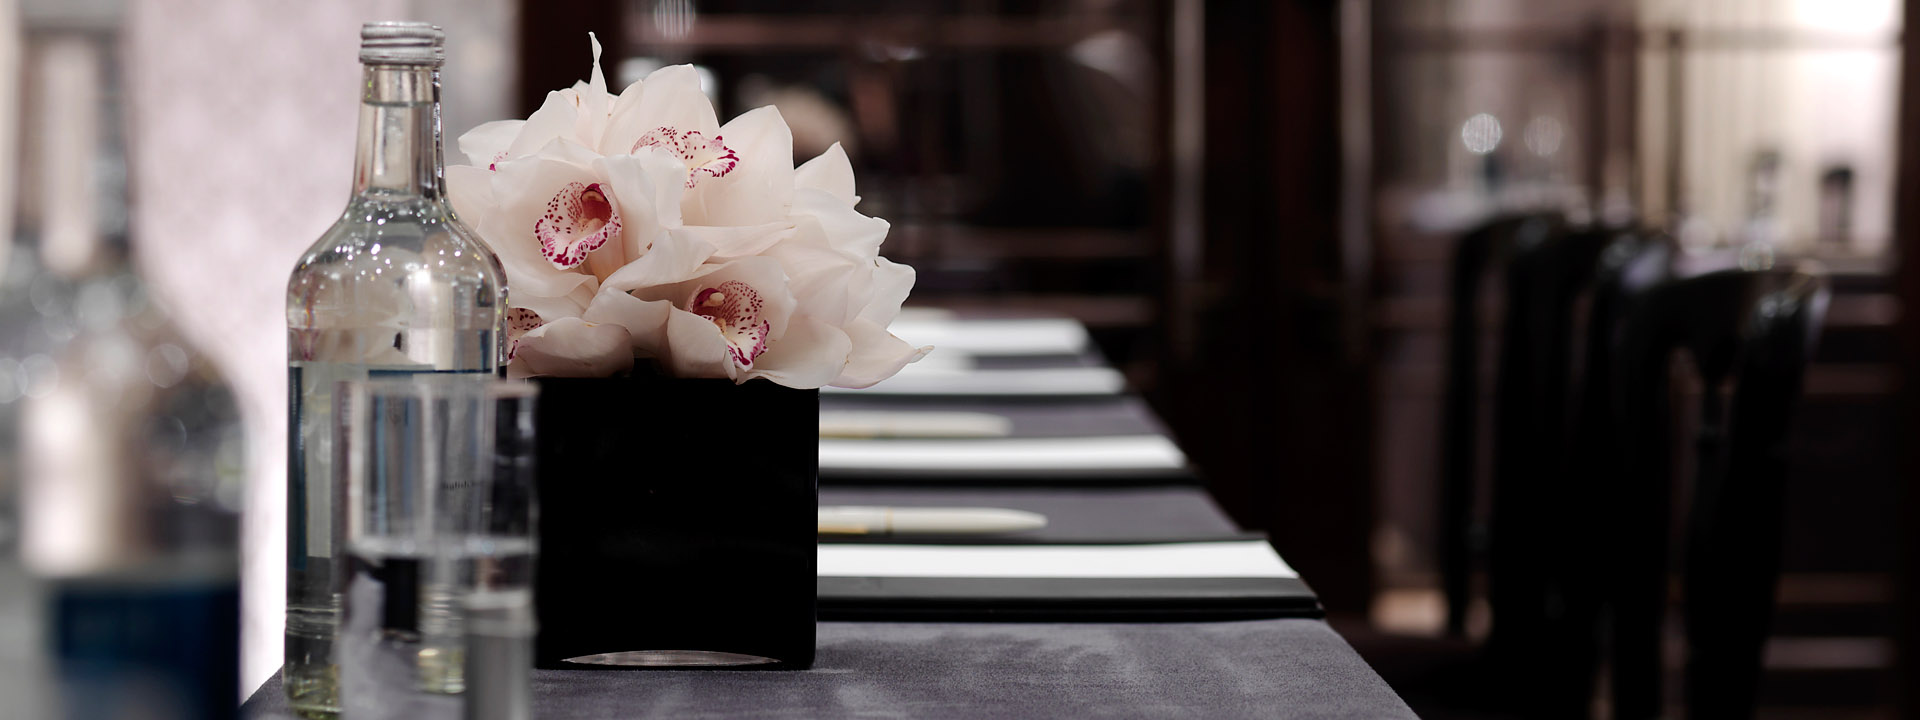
822, 366, 1126, 397
818, 410, 1014, 438
817, 435, 1188, 476
817, 541, 1298, 579
887, 317, 1091, 357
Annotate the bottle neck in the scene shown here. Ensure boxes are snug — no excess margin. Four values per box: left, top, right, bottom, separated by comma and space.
351, 64, 442, 200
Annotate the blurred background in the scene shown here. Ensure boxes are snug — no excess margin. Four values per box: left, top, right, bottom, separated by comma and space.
6, 0, 1920, 717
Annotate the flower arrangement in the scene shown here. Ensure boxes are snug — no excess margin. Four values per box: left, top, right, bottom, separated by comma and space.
448, 36, 929, 388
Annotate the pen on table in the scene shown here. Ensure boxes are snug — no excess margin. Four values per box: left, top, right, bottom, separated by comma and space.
818, 506, 1049, 536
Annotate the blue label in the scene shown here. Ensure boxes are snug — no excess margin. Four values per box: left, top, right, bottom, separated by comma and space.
51, 578, 241, 720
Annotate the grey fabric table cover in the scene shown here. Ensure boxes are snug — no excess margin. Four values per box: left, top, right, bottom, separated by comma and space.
243, 619, 1413, 719
240, 486, 1414, 718
247, 337, 1412, 717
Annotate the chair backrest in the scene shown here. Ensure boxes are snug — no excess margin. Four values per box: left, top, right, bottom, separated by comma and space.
1438, 212, 1565, 637
1608, 264, 1830, 719
1482, 226, 1671, 715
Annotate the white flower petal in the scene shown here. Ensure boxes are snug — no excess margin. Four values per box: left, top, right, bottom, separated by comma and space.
687, 280, 772, 367
565, 35, 615, 149
506, 91, 580, 159
685, 106, 794, 227
458, 120, 525, 169
595, 150, 690, 265
831, 318, 931, 389
600, 150, 688, 226
690, 222, 792, 260
794, 142, 858, 206
509, 317, 632, 379
763, 240, 860, 326
792, 187, 889, 260
528, 136, 603, 169
592, 152, 729, 292
855, 257, 917, 327
631, 256, 797, 344
664, 306, 740, 381
536, 181, 622, 269
599, 228, 715, 293
481, 154, 604, 300
631, 128, 738, 188
743, 315, 852, 390
586, 33, 608, 95
581, 290, 673, 362
445, 164, 494, 225
600, 64, 721, 157
512, 278, 596, 322
506, 307, 544, 358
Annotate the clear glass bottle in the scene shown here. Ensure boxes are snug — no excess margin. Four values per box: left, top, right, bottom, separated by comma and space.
0, 4, 53, 714
284, 22, 506, 717
13, 13, 246, 720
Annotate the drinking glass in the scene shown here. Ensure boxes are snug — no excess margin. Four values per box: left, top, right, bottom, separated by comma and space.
336, 377, 536, 720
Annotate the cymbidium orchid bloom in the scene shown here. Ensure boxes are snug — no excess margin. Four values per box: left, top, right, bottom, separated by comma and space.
446, 34, 929, 388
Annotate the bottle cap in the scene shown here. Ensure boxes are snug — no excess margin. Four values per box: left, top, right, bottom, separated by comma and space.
360, 21, 444, 67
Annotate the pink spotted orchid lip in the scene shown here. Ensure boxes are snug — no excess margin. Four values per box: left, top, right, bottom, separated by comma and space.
633, 127, 739, 188
536, 181, 621, 269
689, 280, 769, 367
505, 307, 542, 361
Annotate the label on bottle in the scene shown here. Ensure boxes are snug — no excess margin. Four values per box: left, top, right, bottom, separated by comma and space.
49, 568, 241, 720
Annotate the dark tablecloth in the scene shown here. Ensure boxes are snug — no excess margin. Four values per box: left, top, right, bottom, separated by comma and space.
245, 335, 1413, 718
241, 485, 1413, 718
243, 618, 1412, 719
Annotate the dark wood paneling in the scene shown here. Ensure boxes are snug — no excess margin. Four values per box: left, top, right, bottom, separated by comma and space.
1153, 0, 1375, 614
1893, 3, 1920, 718
516, 1, 622, 117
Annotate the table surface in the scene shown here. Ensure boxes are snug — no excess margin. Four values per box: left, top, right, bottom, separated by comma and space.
244, 617, 1412, 720
240, 486, 1413, 719
242, 325, 1414, 718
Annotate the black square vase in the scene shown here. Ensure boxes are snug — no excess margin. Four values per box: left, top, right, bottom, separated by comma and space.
531, 372, 817, 669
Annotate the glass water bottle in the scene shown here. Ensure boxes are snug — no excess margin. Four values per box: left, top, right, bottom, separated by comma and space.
284, 22, 506, 717
13, 12, 247, 720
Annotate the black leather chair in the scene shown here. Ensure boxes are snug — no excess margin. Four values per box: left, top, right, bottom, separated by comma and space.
1553, 230, 1677, 713
1439, 212, 1568, 638
1607, 264, 1830, 719
1440, 215, 1684, 716
1491, 226, 1677, 716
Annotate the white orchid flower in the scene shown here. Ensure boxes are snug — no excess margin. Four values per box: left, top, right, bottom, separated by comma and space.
446, 35, 930, 388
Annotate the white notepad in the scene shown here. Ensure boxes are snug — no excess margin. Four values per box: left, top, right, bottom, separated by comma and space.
817, 434, 1188, 477
817, 541, 1299, 579
818, 410, 1014, 439
822, 366, 1126, 397
888, 317, 1091, 357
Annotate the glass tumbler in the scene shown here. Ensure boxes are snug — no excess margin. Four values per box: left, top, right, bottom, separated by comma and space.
336, 377, 536, 720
